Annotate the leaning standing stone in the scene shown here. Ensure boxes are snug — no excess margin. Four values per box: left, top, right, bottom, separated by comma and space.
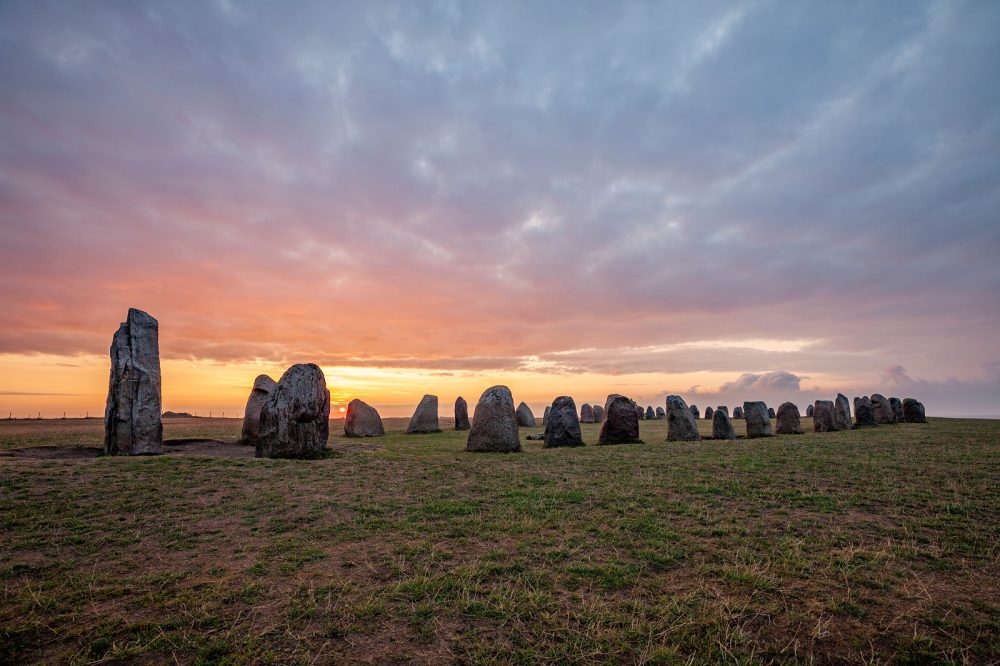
455, 397, 470, 431
256, 364, 330, 459
544, 396, 584, 448
902, 398, 927, 423
775, 402, 803, 434
104, 308, 163, 456
712, 409, 735, 440
666, 395, 701, 441
732, 406, 744, 419
813, 400, 837, 432
833, 394, 852, 430
516, 402, 536, 427
580, 403, 595, 423
889, 397, 904, 423
854, 396, 877, 427
871, 394, 896, 424
344, 399, 385, 437
241, 374, 276, 444
743, 401, 772, 437
592, 405, 604, 423
466, 385, 521, 452
599, 395, 642, 445
406, 394, 441, 433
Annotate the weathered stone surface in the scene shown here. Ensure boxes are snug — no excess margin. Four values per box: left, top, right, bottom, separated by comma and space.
344, 399, 384, 437
655, 406, 665, 420
813, 400, 837, 432
604, 394, 624, 414
767, 407, 776, 418
455, 397, 470, 431
902, 398, 927, 423
733, 406, 744, 419
743, 401, 772, 438
516, 402, 537, 427
805, 404, 814, 417
871, 393, 896, 424
636, 404, 645, 420
704, 406, 714, 420
241, 374, 276, 444
599, 395, 641, 445
666, 395, 701, 441
406, 394, 440, 433
580, 403, 595, 423
854, 396, 877, 427
466, 385, 521, 452
104, 308, 163, 456
712, 409, 735, 440
592, 405, 605, 423
690, 405, 700, 419
889, 397, 904, 423
834, 393, 852, 430
776, 402, 803, 434
645, 406, 655, 420
542, 405, 550, 425
256, 364, 330, 459
544, 396, 584, 448
717, 406, 729, 416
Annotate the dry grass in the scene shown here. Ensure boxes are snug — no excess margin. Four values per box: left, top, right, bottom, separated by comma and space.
1, 416, 998, 664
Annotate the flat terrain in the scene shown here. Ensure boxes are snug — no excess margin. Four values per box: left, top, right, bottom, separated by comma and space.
1, 416, 998, 664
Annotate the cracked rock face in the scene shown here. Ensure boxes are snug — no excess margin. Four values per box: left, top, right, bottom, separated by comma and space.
466, 385, 521, 452
241, 374, 277, 444
406, 394, 440, 433
455, 397, 470, 431
776, 402, 804, 435
666, 395, 701, 441
345, 399, 385, 437
255, 364, 331, 459
543, 396, 584, 448
104, 308, 163, 456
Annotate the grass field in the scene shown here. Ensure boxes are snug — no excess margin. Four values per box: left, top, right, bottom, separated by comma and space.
1, 415, 998, 664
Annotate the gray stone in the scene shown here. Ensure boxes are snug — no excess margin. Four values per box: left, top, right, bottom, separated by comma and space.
834, 393, 852, 430
542, 405, 550, 425
466, 385, 521, 452
636, 404, 645, 420
241, 374, 276, 444
704, 406, 714, 420
516, 402, 537, 427
580, 403, 595, 423
854, 396, 877, 427
592, 405, 605, 423
604, 394, 624, 414
813, 400, 837, 432
690, 404, 700, 419
455, 397, 470, 431
767, 407, 776, 418
871, 393, 896, 424
805, 404, 814, 417
717, 406, 729, 416
544, 396, 584, 448
902, 398, 926, 423
889, 397, 904, 423
344, 399, 384, 437
104, 308, 163, 456
733, 406, 744, 419
406, 394, 440, 433
645, 405, 656, 420
666, 395, 701, 441
655, 406, 666, 420
775, 402, 803, 434
712, 409, 735, 440
743, 401, 772, 438
599, 395, 641, 445
256, 364, 330, 459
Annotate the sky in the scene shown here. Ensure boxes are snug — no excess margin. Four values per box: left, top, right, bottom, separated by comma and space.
1, 1, 999, 419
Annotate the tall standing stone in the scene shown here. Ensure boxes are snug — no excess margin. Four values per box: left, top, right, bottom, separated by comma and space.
516, 402, 536, 427
636, 404, 645, 420
645, 405, 656, 420
592, 405, 605, 423
655, 406, 666, 420
775, 402, 803, 434
406, 394, 440, 433
543, 396, 584, 448
712, 409, 735, 440
732, 406, 744, 419
542, 404, 551, 425
889, 397, 904, 423
813, 400, 837, 432
256, 364, 330, 459
104, 308, 163, 456
871, 394, 896, 424
805, 404, 814, 417
466, 385, 521, 453
599, 395, 641, 445
717, 406, 729, 417
743, 401, 772, 438
455, 397, 470, 431
241, 374, 276, 444
604, 394, 624, 414
854, 396, 877, 427
666, 395, 701, 441
690, 405, 700, 419
902, 398, 927, 423
580, 403, 595, 423
344, 399, 385, 437
704, 406, 714, 420
834, 393, 852, 431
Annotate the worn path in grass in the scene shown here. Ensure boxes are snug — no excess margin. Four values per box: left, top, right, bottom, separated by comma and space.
1, 416, 998, 664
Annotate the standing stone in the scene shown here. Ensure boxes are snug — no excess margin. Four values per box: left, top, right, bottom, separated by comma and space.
580, 403, 595, 423
406, 394, 440, 433
455, 397, 470, 431
592, 405, 605, 423
543, 396, 584, 448
604, 394, 624, 414
743, 401, 772, 438
542, 404, 551, 425
767, 407, 776, 418
599, 395, 641, 445
712, 409, 735, 440
813, 400, 837, 432
104, 308, 163, 456
516, 402, 536, 427
834, 393, 852, 431
717, 406, 729, 417
805, 404, 814, 417
241, 374, 277, 444
775, 402, 803, 435
704, 406, 714, 421
636, 404, 645, 420
645, 405, 656, 420
854, 396, 877, 427
690, 405, 700, 419
344, 399, 385, 437
902, 398, 927, 423
666, 395, 701, 441
466, 385, 521, 452
655, 406, 666, 420
732, 406, 744, 419
256, 363, 330, 459
871, 394, 896, 424
889, 397, 904, 423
